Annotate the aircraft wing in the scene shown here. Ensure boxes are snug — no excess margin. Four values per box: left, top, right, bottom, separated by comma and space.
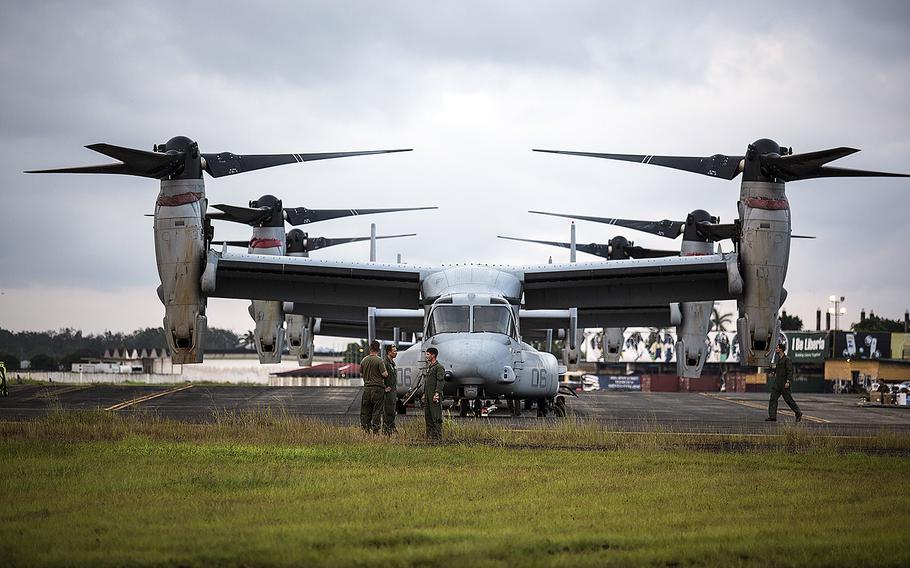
203, 251, 431, 308
515, 253, 742, 309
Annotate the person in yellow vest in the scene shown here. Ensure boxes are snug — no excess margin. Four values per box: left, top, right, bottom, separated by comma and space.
359, 340, 389, 433
423, 348, 445, 441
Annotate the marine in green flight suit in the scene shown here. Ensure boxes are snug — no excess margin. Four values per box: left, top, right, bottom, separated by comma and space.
360, 340, 389, 433
423, 347, 445, 440
382, 344, 398, 435
766, 342, 802, 422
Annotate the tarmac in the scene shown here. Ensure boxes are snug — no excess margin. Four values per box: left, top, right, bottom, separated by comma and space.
1, 383, 909, 436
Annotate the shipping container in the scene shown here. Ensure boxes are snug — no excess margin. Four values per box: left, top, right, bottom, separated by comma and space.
642, 374, 679, 392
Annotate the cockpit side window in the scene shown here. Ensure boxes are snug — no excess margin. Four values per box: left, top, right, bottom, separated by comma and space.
473, 305, 515, 336
427, 305, 470, 336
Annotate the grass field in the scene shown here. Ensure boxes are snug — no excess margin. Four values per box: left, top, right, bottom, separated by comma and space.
1, 412, 909, 567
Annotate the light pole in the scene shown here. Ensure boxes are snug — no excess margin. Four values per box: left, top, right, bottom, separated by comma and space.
828, 295, 846, 331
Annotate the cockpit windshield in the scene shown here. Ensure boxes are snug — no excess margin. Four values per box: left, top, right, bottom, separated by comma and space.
427, 305, 470, 335
473, 305, 515, 336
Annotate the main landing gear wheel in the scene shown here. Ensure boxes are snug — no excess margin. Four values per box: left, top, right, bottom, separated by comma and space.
536, 398, 548, 418
554, 397, 567, 417
507, 398, 522, 417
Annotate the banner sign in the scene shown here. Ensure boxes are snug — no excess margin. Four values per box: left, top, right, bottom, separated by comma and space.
832, 331, 891, 360
782, 332, 827, 363
597, 375, 641, 391
582, 328, 740, 364
891, 334, 910, 361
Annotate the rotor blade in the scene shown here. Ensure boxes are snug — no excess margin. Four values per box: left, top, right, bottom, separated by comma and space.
310, 233, 417, 251
624, 246, 679, 259
26, 143, 182, 178
284, 206, 436, 226
528, 211, 684, 239
533, 149, 744, 180
497, 236, 608, 258
499, 235, 677, 260
764, 152, 910, 181
498, 235, 574, 251
697, 222, 738, 242
201, 149, 412, 178
209, 204, 271, 225
774, 147, 859, 168
211, 240, 251, 248
791, 235, 816, 239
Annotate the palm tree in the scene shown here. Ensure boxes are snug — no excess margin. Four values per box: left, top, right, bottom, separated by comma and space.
240, 330, 256, 350
711, 307, 734, 332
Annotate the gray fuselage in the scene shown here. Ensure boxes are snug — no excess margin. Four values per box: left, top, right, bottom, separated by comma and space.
394, 266, 559, 400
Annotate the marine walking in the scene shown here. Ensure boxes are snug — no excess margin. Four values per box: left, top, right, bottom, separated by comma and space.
766, 342, 802, 422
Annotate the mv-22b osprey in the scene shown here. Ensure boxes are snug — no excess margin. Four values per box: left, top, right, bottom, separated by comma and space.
28, 136, 907, 414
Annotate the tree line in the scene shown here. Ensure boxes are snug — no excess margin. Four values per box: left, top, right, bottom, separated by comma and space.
0, 327, 244, 371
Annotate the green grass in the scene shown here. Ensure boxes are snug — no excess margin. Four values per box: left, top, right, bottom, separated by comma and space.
1, 413, 909, 567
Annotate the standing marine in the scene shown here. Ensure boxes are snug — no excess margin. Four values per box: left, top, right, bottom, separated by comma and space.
0, 362, 7, 396
382, 344, 398, 435
423, 347, 445, 441
360, 340, 389, 433
766, 342, 802, 422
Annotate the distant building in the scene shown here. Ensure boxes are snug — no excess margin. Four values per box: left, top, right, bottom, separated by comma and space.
71, 348, 179, 374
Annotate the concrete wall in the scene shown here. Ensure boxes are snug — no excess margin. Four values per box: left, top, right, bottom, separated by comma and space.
14, 355, 355, 386
15, 372, 184, 385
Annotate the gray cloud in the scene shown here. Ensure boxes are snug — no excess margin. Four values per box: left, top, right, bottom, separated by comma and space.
1, 0, 908, 333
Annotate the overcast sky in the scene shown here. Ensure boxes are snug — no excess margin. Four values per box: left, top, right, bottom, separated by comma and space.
1, 0, 908, 345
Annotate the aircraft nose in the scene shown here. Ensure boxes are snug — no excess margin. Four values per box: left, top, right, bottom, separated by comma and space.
442, 335, 512, 383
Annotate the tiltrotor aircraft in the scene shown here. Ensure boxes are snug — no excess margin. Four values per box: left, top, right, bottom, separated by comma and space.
28, 135, 907, 416
28, 136, 413, 363
533, 140, 909, 366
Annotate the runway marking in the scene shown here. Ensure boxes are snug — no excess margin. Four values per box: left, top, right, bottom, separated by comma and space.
105, 384, 194, 411
25, 385, 93, 401
699, 393, 830, 423
502, 429, 863, 439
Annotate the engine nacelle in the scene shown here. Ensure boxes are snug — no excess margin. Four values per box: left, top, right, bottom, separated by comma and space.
154, 179, 207, 364
675, 237, 715, 377
676, 301, 712, 378
247, 226, 286, 364
249, 301, 284, 364
562, 308, 581, 369
736, 181, 790, 365
603, 328, 624, 363
286, 314, 314, 367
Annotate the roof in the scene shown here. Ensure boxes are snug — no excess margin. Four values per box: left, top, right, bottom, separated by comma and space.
271, 362, 361, 378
